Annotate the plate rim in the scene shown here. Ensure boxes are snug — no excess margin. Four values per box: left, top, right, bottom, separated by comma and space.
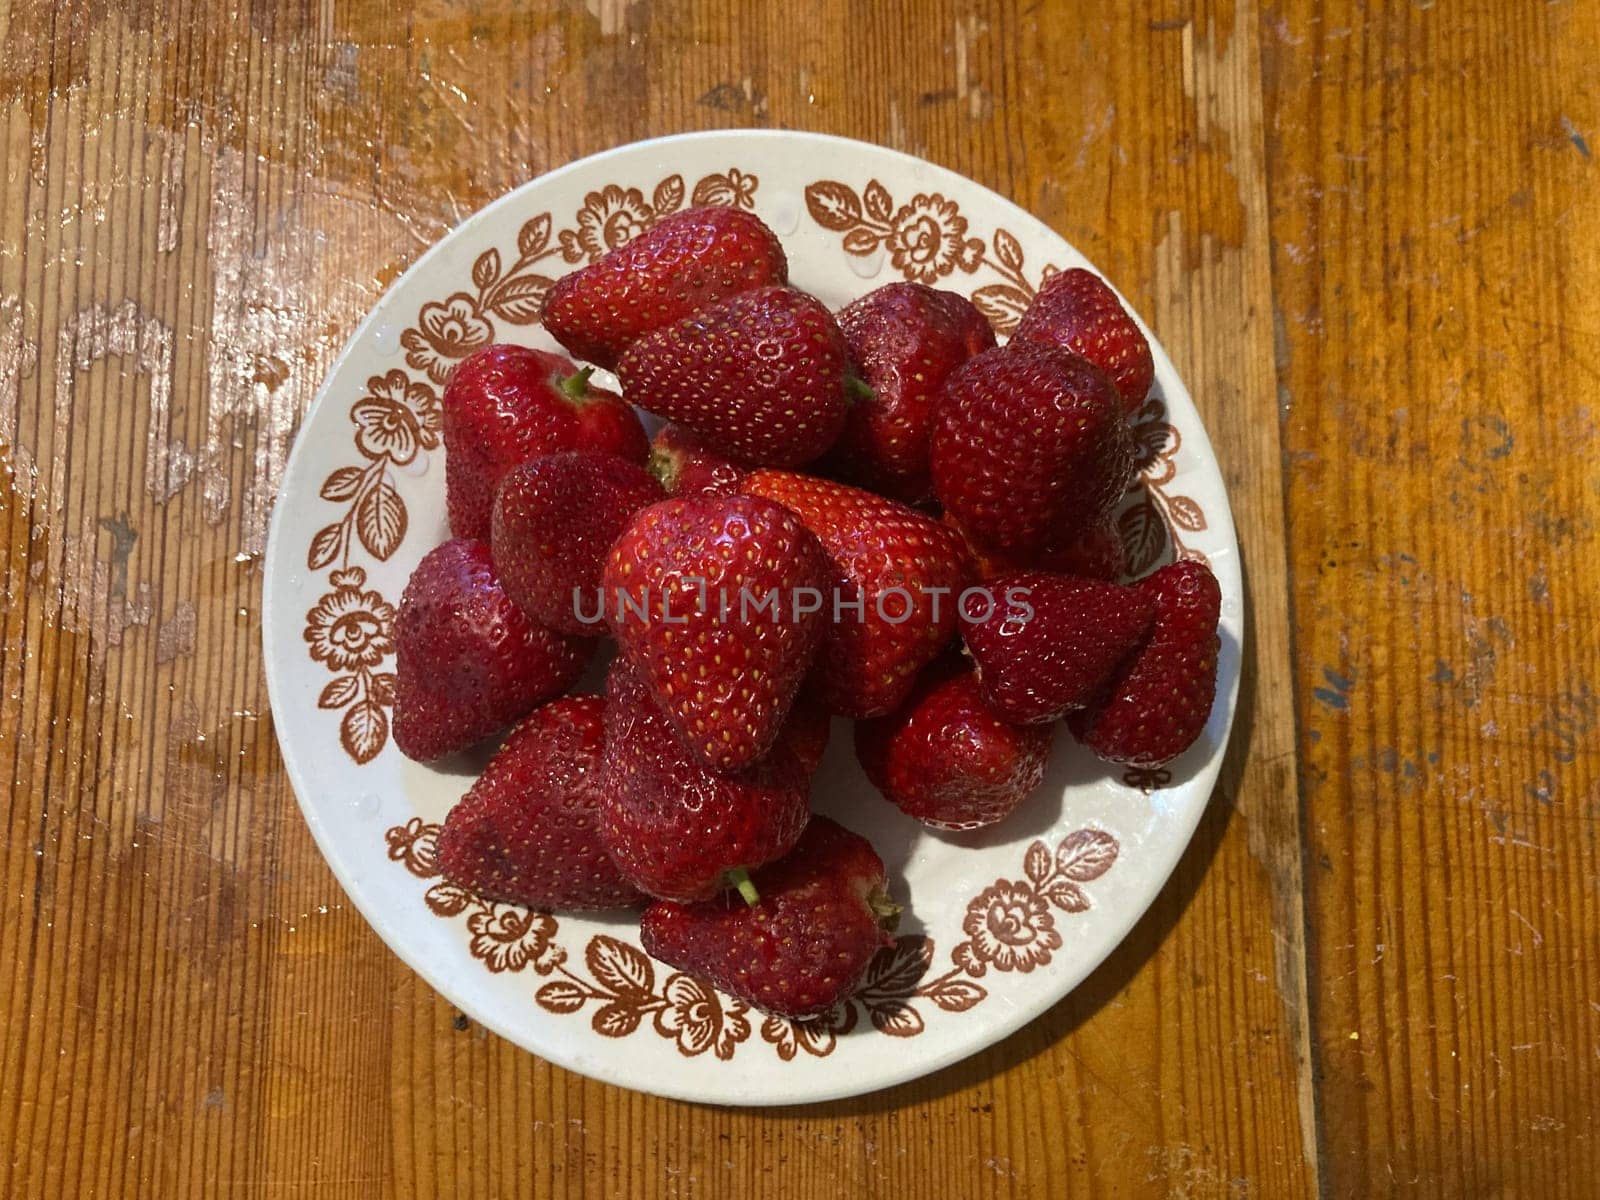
261, 129, 1243, 1105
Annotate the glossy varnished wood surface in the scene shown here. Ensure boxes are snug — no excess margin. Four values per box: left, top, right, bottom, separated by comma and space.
0, 1, 1592, 1196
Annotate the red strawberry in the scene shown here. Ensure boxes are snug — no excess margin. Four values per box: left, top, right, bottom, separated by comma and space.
541, 206, 788, 370
931, 343, 1133, 561
855, 661, 1052, 830
617, 286, 853, 466
598, 659, 811, 903
639, 816, 899, 1018
491, 451, 663, 636
602, 493, 828, 772
647, 423, 750, 498
778, 690, 832, 776
442, 344, 647, 540
960, 571, 1154, 724
393, 539, 592, 761
1069, 559, 1221, 767
949, 515, 1127, 582
824, 282, 995, 501
740, 471, 972, 718
436, 695, 641, 910
929, 287, 1000, 356
1013, 267, 1155, 413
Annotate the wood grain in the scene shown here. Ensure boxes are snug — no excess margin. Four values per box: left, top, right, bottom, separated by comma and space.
3, 0, 1589, 1195
1263, 1, 1600, 1195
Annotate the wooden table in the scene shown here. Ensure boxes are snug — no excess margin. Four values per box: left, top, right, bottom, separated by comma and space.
2, 1, 1595, 1195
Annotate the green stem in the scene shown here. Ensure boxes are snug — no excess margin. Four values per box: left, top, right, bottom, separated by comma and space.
727, 868, 761, 907
559, 365, 596, 401
844, 373, 874, 403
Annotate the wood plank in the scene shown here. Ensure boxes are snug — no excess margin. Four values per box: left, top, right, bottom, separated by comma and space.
1263, 1, 1600, 1194
0, 1, 1311, 1195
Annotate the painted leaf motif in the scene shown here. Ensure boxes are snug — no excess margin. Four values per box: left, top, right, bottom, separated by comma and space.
489, 274, 552, 324
593, 1001, 644, 1038
536, 980, 587, 1014
1024, 840, 1052, 885
341, 699, 388, 764
472, 247, 501, 292
652, 174, 686, 215
356, 480, 406, 561
992, 228, 1024, 272
1043, 881, 1090, 913
320, 466, 365, 502
1167, 495, 1207, 532
308, 523, 342, 571
1119, 497, 1168, 576
924, 976, 986, 1013
424, 880, 476, 917
863, 178, 893, 223
318, 675, 360, 709
369, 672, 397, 707
517, 213, 552, 258
690, 173, 734, 207
586, 935, 654, 997
862, 936, 933, 995
868, 1000, 924, 1037
804, 180, 864, 230
1055, 828, 1119, 881
842, 227, 881, 255
970, 283, 1030, 333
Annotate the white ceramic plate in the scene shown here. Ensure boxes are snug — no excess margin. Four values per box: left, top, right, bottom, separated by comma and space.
262, 131, 1241, 1105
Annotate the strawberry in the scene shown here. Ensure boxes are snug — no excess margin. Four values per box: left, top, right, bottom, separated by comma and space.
951, 515, 1128, 582
617, 286, 853, 467
436, 696, 641, 910
1069, 559, 1221, 767
602, 493, 828, 772
777, 690, 832, 776
540, 206, 788, 370
739, 471, 972, 718
392, 539, 592, 761
1013, 267, 1155, 413
931, 343, 1133, 561
647, 423, 750, 498
855, 661, 1052, 830
491, 450, 663, 636
639, 816, 899, 1018
960, 570, 1154, 724
442, 344, 647, 540
824, 282, 995, 501
598, 659, 811, 903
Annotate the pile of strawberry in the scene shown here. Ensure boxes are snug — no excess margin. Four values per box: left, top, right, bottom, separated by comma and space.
391, 206, 1221, 1020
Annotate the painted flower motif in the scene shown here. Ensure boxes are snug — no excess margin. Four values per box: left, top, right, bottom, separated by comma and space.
402, 293, 492, 384
563, 185, 654, 262
466, 905, 565, 974
303, 566, 395, 670
953, 881, 1062, 977
1128, 396, 1179, 484
759, 1004, 856, 1060
885, 193, 983, 282
653, 974, 750, 1059
385, 817, 440, 878
692, 167, 758, 210
351, 370, 441, 464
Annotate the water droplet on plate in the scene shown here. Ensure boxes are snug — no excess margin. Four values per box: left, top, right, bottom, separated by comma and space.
767, 195, 802, 236
354, 792, 382, 819
397, 451, 431, 478
372, 323, 402, 356
847, 245, 886, 279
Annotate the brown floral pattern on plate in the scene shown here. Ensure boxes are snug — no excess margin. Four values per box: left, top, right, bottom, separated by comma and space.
380, 819, 1117, 1060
